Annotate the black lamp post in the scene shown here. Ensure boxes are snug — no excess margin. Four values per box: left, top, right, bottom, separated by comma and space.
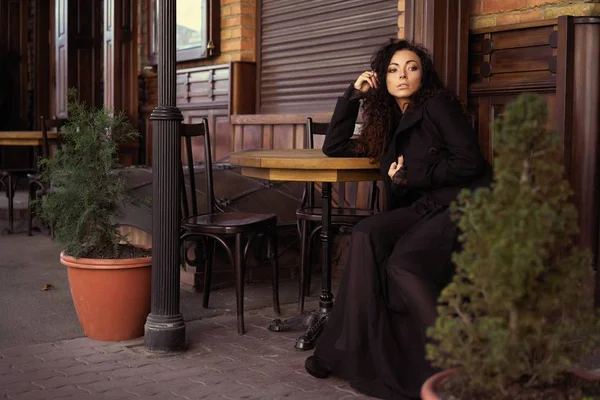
144, 0, 186, 351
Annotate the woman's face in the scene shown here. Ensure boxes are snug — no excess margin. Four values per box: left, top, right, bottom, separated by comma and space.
385, 49, 423, 108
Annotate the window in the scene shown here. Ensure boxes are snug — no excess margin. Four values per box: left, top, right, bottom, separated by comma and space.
149, 0, 219, 64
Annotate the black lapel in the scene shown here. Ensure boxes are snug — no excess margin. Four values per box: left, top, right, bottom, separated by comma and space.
386, 103, 424, 154
395, 103, 424, 135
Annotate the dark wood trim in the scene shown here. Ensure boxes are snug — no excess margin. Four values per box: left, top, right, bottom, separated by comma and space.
34, 0, 50, 129
468, 80, 556, 95
178, 101, 228, 111
555, 17, 574, 175
228, 61, 256, 115
255, 0, 262, 113
470, 19, 558, 35
231, 113, 333, 125
404, 0, 470, 101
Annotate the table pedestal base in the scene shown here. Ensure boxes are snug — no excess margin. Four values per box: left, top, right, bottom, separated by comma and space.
267, 307, 331, 350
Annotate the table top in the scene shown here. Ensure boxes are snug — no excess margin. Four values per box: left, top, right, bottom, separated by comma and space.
229, 149, 381, 183
0, 131, 57, 146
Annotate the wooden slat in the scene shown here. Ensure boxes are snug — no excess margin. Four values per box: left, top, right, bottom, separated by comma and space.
259, 0, 398, 114
231, 113, 332, 125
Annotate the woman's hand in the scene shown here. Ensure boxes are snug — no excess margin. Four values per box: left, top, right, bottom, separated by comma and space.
388, 155, 404, 179
354, 71, 378, 93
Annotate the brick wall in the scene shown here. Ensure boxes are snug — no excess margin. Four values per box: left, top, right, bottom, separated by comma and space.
398, 0, 406, 38
216, 0, 256, 64
470, 0, 600, 29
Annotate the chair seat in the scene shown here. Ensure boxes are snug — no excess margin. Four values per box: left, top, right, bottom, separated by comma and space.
27, 173, 41, 181
181, 211, 277, 235
296, 206, 376, 223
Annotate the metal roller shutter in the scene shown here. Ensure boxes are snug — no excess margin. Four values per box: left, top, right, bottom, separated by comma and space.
259, 0, 399, 114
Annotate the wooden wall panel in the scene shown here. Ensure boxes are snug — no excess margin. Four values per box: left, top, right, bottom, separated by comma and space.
468, 17, 600, 306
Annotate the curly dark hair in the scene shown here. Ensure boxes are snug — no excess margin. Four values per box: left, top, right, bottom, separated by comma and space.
355, 40, 461, 159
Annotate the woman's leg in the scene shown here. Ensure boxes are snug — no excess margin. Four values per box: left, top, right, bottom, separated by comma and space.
309, 206, 424, 375
380, 206, 458, 395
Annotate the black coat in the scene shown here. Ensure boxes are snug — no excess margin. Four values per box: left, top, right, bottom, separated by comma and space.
322, 89, 492, 209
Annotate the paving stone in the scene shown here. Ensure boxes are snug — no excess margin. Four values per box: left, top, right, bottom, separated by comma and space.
0, 363, 19, 376
100, 363, 172, 379
78, 375, 152, 394
172, 380, 248, 399
0, 356, 45, 369
143, 365, 214, 383
114, 357, 158, 368
13, 358, 85, 373
32, 371, 104, 390
76, 388, 141, 399
0, 369, 65, 387
0, 344, 60, 359
6, 385, 90, 400
34, 347, 102, 362
2, 381, 41, 395
53, 337, 106, 350
56, 360, 128, 376
237, 368, 300, 388
123, 379, 197, 396
74, 351, 131, 365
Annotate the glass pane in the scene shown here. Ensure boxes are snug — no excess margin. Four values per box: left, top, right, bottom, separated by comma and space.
177, 0, 204, 51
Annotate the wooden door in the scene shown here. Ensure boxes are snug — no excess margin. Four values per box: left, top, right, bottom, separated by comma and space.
55, 0, 103, 118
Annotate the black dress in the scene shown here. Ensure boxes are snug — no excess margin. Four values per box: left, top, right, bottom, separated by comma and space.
312, 86, 492, 399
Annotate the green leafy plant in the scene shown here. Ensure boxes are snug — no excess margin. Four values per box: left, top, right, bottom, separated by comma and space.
37, 89, 141, 259
426, 93, 598, 398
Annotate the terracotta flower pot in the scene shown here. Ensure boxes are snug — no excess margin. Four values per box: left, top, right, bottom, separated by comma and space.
421, 367, 600, 400
60, 251, 152, 341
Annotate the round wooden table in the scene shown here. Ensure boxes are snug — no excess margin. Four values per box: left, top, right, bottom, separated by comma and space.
230, 149, 381, 349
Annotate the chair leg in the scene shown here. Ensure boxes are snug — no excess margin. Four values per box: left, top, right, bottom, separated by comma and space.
27, 182, 36, 236
270, 225, 281, 316
235, 233, 246, 335
298, 219, 309, 314
7, 175, 14, 233
202, 238, 214, 308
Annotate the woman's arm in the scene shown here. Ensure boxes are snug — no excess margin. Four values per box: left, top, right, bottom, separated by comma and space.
322, 85, 364, 157
323, 71, 377, 158
393, 92, 486, 189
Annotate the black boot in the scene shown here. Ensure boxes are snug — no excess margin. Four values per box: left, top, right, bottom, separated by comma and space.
305, 355, 330, 379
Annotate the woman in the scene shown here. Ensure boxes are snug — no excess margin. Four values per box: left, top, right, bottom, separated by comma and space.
304, 40, 492, 399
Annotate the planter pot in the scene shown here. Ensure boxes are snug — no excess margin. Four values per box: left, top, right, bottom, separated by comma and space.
60, 251, 152, 341
421, 367, 600, 400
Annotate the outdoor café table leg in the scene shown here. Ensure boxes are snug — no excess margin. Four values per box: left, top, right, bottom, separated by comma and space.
267, 182, 334, 350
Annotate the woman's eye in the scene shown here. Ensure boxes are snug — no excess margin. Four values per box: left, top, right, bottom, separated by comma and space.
408, 66, 419, 72
388, 68, 397, 73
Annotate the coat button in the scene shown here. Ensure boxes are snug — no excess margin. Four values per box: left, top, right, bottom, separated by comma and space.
428, 147, 438, 155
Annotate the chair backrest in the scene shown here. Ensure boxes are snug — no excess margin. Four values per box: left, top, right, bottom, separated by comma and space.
179, 119, 216, 219
304, 117, 379, 211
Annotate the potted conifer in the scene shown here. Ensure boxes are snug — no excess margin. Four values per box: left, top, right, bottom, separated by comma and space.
37, 90, 152, 341
423, 93, 600, 399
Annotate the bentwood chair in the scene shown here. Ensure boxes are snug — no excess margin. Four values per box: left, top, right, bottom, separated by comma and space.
0, 170, 15, 232
179, 119, 281, 334
296, 117, 380, 313
27, 116, 65, 236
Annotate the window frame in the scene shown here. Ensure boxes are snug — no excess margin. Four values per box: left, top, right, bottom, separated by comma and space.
147, 0, 219, 65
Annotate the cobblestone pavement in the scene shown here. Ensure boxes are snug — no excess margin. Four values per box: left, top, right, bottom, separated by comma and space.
0, 310, 374, 400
